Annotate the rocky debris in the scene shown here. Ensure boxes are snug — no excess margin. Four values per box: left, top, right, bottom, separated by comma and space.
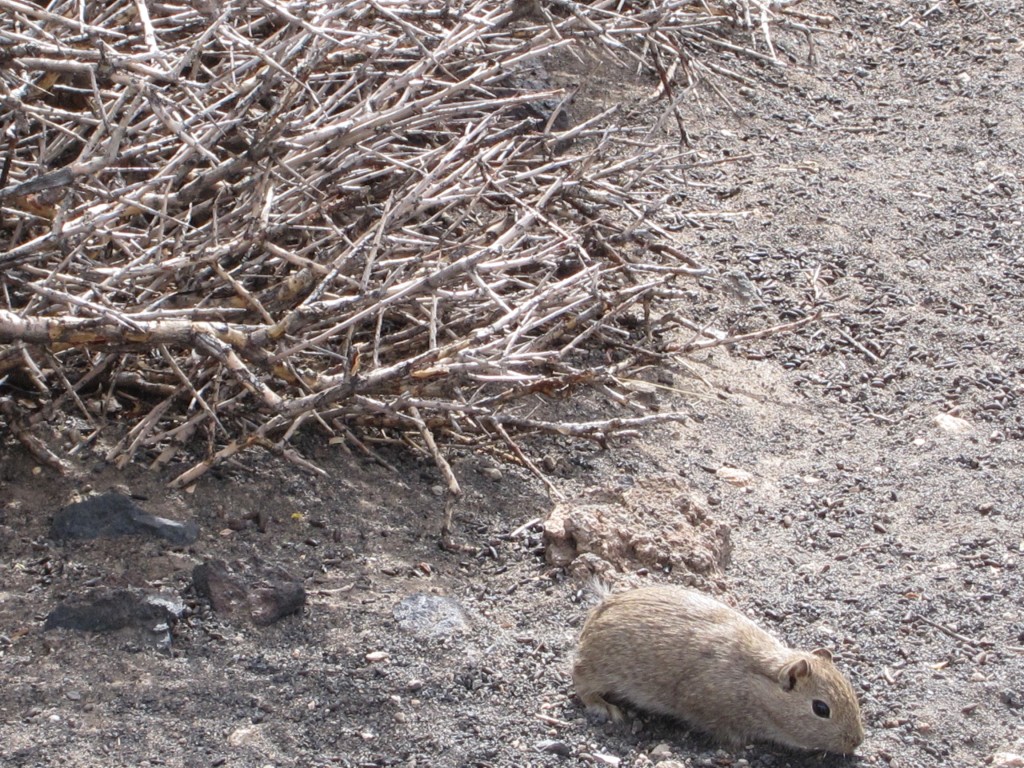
535, 740, 571, 756
649, 743, 674, 759
50, 492, 198, 545
935, 413, 972, 433
1000, 689, 1024, 710
715, 466, 754, 487
192, 559, 248, 615
192, 559, 305, 626
393, 593, 469, 637
249, 581, 306, 626
44, 588, 185, 649
543, 477, 731, 582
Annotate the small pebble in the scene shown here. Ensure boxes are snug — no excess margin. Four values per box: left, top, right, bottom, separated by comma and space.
535, 739, 571, 756
406, 679, 424, 692
999, 689, 1024, 709
481, 467, 502, 481
934, 413, 971, 433
650, 743, 673, 759
66, 690, 82, 701
716, 466, 754, 487
229, 729, 260, 745
365, 651, 390, 663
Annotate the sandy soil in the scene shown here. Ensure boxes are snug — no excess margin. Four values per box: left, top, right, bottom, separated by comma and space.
2, 2, 1023, 767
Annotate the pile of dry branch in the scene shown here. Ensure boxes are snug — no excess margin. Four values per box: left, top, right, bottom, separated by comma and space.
0, 0, 823, 491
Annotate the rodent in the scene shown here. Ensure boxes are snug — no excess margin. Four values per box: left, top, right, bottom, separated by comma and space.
572, 585, 865, 754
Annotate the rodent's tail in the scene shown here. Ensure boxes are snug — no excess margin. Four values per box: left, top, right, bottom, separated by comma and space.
585, 575, 614, 603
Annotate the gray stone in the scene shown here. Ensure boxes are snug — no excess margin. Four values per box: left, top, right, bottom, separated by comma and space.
393, 593, 468, 637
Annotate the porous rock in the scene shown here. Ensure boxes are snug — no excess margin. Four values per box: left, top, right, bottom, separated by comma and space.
543, 477, 730, 580
193, 559, 305, 626
249, 580, 306, 626
193, 560, 249, 616
393, 593, 469, 637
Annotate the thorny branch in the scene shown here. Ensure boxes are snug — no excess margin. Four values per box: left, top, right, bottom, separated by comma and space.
0, 0, 825, 490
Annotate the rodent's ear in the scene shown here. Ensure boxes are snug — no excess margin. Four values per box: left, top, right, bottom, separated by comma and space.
811, 648, 833, 662
778, 657, 811, 691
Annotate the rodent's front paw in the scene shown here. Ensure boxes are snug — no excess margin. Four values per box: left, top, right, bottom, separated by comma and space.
581, 695, 626, 724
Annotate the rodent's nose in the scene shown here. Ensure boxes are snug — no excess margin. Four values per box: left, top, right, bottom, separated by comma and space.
846, 725, 865, 752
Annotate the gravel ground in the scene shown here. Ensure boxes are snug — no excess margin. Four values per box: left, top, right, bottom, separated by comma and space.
2, 2, 1023, 767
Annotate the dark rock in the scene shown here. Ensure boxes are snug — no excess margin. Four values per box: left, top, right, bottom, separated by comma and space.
51, 492, 198, 545
193, 560, 248, 616
535, 739, 572, 756
46, 589, 142, 632
250, 581, 306, 626
193, 559, 305, 626
44, 588, 185, 649
393, 593, 469, 637
1000, 689, 1023, 709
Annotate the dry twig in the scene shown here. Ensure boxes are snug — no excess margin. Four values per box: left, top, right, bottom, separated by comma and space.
0, 0, 822, 487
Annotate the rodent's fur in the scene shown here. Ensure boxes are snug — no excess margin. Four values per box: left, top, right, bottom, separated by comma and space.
572, 585, 865, 754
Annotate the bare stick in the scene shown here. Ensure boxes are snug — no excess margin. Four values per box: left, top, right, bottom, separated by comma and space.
0, 397, 71, 473
408, 405, 461, 497
676, 310, 824, 352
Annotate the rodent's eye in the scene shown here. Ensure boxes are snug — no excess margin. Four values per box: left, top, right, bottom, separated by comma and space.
812, 700, 831, 719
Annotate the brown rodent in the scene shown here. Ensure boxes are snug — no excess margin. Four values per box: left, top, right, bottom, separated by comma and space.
573, 585, 865, 754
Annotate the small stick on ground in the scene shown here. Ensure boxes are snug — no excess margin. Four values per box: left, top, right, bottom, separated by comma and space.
913, 613, 988, 649
836, 327, 882, 363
